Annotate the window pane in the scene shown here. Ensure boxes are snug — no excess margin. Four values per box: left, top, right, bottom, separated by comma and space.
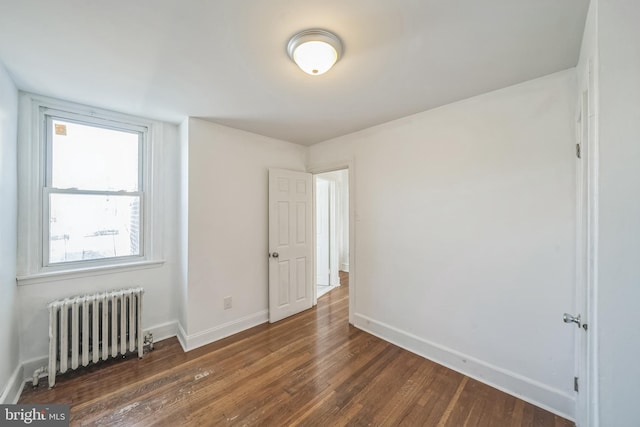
51, 119, 140, 191
49, 193, 141, 264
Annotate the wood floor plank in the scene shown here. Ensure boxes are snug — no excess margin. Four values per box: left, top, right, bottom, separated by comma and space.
19, 273, 574, 426
438, 376, 468, 427
344, 350, 423, 425
370, 356, 439, 425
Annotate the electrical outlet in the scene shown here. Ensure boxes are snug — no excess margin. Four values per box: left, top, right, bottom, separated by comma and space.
224, 296, 232, 310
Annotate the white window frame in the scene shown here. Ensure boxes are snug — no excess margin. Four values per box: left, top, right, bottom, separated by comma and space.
17, 94, 164, 285
43, 110, 147, 267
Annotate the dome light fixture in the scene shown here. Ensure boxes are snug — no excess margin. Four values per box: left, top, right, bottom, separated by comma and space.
287, 29, 343, 76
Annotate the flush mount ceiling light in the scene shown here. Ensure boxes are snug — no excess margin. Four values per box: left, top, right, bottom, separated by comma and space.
287, 29, 343, 76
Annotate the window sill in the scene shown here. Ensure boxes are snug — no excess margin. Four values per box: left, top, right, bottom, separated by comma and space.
16, 260, 165, 286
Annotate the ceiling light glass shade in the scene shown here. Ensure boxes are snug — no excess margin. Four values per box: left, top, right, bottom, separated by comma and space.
287, 29, 343, 75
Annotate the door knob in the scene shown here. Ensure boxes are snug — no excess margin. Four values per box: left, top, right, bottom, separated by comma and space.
563, 313, 581, 328
270, 252, 279, 258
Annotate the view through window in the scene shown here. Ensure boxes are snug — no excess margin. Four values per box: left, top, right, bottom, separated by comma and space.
46, 117, 144, 264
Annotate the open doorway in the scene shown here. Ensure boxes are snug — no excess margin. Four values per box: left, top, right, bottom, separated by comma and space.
314, 170, 349, 300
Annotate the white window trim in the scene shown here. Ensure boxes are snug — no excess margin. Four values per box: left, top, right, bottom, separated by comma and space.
42, 109, 147, 267
17, 93, 164, 285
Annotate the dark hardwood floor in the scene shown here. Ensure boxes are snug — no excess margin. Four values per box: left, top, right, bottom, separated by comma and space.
20, 273, 573, 426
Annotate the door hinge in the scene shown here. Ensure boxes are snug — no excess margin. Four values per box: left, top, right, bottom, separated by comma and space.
574, 376, 579, 392
576, 143, 581, 159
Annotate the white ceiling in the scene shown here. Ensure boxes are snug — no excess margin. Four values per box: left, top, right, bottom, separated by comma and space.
0, 0, 589, 146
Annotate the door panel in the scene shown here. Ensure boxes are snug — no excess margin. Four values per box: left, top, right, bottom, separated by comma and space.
269, 169, 313, 323
296, 202, 306, 243
278, 261, 290, 306
277, 202, 289, 245
296, 257, 307, 300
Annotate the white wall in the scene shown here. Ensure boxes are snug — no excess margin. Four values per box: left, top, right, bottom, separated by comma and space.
16, 121, 181, 366
308, 70, 577, 417
179, 118, 306, 349
0, 61, 19, 403
597, 0, 640, 425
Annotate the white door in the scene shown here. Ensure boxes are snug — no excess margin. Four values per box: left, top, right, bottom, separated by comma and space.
268, 169, 313, 323
571, 62, 593, 427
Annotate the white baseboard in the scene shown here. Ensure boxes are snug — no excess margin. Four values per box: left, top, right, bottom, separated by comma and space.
178, 310, 268, 352
145, 320, 178, 342
0, 364, 24, 404
340, 263, 349, 273
353, 313, 575, 421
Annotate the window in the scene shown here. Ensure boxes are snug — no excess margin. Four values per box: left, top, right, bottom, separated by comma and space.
17, 94, 163, 283
45, 113, 145, 265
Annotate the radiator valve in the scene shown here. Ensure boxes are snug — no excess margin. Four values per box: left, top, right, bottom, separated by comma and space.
32, 366, 48, 388
144, 332, 154, 352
